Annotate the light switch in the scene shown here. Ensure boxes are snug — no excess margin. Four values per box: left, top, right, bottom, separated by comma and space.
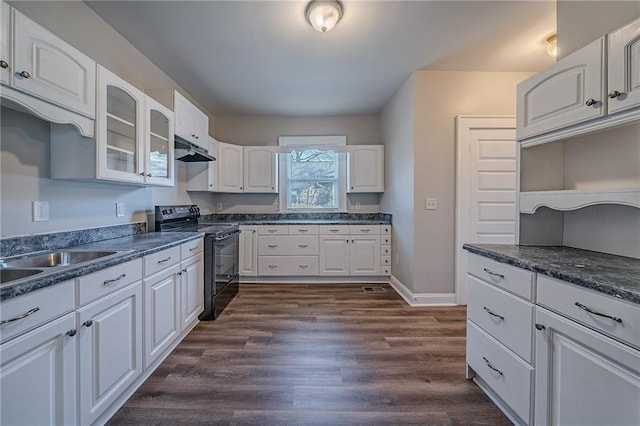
425, 198, 437, 210
116, 202, 125, 217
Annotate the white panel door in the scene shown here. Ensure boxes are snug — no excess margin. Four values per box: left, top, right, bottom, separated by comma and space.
347, 145, 384, 193
319, 236, 350, 275
217, 141, 244, 193
0, 1, 10, 85
0, 313, 76, 426
608, 17, 640, 114
12, 9, 96, 118
534, 307, 640, 426
239, 226, 258, 276
78, 283, 142, 425
350, 235, 381, 275
244, 147, 278, 193
144, 267, 180, 369
180, 257, 203, 330
456, 117, 516, 305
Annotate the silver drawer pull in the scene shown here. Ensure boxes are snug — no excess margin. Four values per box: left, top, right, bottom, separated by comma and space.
329, 229, 339, 233
103, 273, 126, 286
298, 244, 309, 248
157, 257, 172, 264
360, 229, 371, 233
575, 302, 622, 323
299, 265, 308, 269
268, 265, 278, 269
482, 268, 504, 279
483, 357, 503, 376
298, 229, 309, 233
0, 307, 39, 326
267, 229, 277, 233
189, 247, 198, 251
267, 245, 278, 248
483, 307, 504, 321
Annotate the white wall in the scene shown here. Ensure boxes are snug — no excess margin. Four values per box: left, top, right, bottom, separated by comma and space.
380, 77, 415, 289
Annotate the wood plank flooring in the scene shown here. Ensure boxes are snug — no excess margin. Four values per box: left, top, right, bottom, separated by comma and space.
108, 283, 510, 425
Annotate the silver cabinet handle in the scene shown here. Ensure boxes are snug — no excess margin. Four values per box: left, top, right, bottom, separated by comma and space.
299, 265, 308, 269
329, 229, 339, 233
139, 172, 145, 176
298, 229, 309, 233
535, 323, 546, 331
483, 357, 503, 376
483, 306, 504, 321
189, 247, 198, 251
267, 245, 278, 248
146, 173, 152, 177
585, 98, 597, 106
575, 302, 622, 323
268, 265, 277, 269
608, 90, 623, 99
360, 229, 370, 233
0, 307, 39, 326
103, 273, 126, 286
267, 229, 277, 233
298, 244, 308, 248
83, 320, 93, 327
18, 70, 30, 78
157, 257, 171, 264
0, 60, 8, 69
66, 329, 77, 337
482, 268, 504, 279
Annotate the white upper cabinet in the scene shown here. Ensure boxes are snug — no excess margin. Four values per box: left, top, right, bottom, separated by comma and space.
0, 4, 95, 137
608, 18, 640, 114
174, 90, 208, 150
217, 141, 245, 193
96, 66, 146, 184
144, 96, 175, 187
347, 145, 384, 193
244, 146, 278, 193
517, 38, 605, 141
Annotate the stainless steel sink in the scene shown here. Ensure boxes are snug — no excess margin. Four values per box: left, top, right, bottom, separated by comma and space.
0, 268, 44, 284
1, 250, 118, 268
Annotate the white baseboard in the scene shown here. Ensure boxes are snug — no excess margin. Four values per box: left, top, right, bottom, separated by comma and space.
389, 275, 457, 306
239, 276, 389, 284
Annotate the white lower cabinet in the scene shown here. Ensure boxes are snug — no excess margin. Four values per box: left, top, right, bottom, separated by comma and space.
534, 307, 640, 426
239, 225, 258, 277
350, 235, 381, 275
0, 312, 77, 426
77, 282, 143, 425
180, 255, 204, 331
318, 236, 350, 275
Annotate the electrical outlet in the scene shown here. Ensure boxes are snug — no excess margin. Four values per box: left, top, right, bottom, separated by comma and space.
33, 201, 49, 222
116, 202, 125, 217
355, 202, 361, 210
216, 202, 223, 211
425, 198, 437, 210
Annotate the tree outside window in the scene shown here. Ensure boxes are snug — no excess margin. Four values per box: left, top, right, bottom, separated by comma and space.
287, 149, 338, 209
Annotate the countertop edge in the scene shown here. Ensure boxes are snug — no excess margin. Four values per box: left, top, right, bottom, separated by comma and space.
1, 233, 204, 301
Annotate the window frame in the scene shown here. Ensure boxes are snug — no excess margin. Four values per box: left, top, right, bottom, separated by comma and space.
278, 136, 347, 213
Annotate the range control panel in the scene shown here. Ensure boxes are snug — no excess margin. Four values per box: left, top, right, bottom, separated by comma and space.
155, 205, 201, 221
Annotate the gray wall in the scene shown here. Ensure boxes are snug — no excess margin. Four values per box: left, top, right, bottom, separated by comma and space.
557, 0, 640, 58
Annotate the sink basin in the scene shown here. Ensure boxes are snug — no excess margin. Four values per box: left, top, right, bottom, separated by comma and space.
0, 268, 44, 284
1, 250, 118, 269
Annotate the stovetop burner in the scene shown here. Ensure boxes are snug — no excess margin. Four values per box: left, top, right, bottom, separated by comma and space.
155, 205, 239, 238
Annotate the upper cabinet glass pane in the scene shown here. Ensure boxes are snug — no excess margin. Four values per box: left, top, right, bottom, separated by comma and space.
149, 110, 169, 139
107, 85, 136, 124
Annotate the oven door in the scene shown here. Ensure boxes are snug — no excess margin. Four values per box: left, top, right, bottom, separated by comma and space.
214, 231, 239, 289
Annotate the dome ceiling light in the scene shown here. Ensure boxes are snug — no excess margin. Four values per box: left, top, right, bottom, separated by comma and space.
546, 34, 558, 57
305, 0, 343, 33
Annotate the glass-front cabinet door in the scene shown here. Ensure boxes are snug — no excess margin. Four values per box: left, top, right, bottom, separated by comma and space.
145, 96, 174, 187
96, 65, 145, 184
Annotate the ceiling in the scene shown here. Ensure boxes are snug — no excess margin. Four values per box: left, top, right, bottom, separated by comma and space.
86, 1, 556, 117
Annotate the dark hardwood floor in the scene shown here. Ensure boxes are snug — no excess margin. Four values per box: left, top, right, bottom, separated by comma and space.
108, 283, 510, 425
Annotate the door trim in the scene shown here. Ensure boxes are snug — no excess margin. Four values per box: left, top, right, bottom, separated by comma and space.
455, 116, 517, 305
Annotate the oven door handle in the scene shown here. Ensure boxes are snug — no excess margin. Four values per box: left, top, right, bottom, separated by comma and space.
212, 229, 241, 242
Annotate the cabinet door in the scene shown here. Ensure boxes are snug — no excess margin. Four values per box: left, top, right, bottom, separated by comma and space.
78, 282, 142, 425
239, 225, 258, 276
517, 38, 605, 140
180, 257, 203, 331
244, 147, 278, 193
144, 266, 180, 369
174, 91, 208, 149
96, 66, 145, 184
319, 236, 350, 275
145, 96, 175, 187
608, 18, 640, 114
534, 307, 640, 426
350, 235, 381, 275
0, 1, 10, 85
217, 141, 244, 192
347, 146, 384, 192
12, 9, 96, 118
0, 313, 76, 426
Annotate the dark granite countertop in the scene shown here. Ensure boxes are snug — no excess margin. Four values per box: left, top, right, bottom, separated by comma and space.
463, 244, 640, 304
199, 212, 391, 226
1, 232, 203, 301
207, 219, 390, 226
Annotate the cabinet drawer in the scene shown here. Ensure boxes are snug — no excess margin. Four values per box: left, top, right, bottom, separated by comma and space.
144, 246, 181, 277
78, 258, 143, 306
181, 238, 203, 260
258, 236, 319, 256
381, 245, 391, 256
382, 235, 392, 245
467, 253, 535, 301
0, 280, 75, 343
468, 276, 534, 363
258, 256, 319, 276
350, 225, 380, 235
537, 275, 639, 349
319, 225, 350, 235
258, 225, 288, 235
288, 225, 318, 235
381, 225, 391, 235
467, 321, 533, 423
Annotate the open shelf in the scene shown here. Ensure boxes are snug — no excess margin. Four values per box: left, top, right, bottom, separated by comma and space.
520, 188, 640, 213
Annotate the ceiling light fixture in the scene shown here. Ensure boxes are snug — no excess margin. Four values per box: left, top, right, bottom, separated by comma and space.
306, 0, 343, 33
546, 34, 558, 57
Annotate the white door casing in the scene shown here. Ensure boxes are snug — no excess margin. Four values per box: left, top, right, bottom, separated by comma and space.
455, 116, 517, 305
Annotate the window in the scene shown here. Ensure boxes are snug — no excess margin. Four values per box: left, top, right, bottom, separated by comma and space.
279, 136, 347, 212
